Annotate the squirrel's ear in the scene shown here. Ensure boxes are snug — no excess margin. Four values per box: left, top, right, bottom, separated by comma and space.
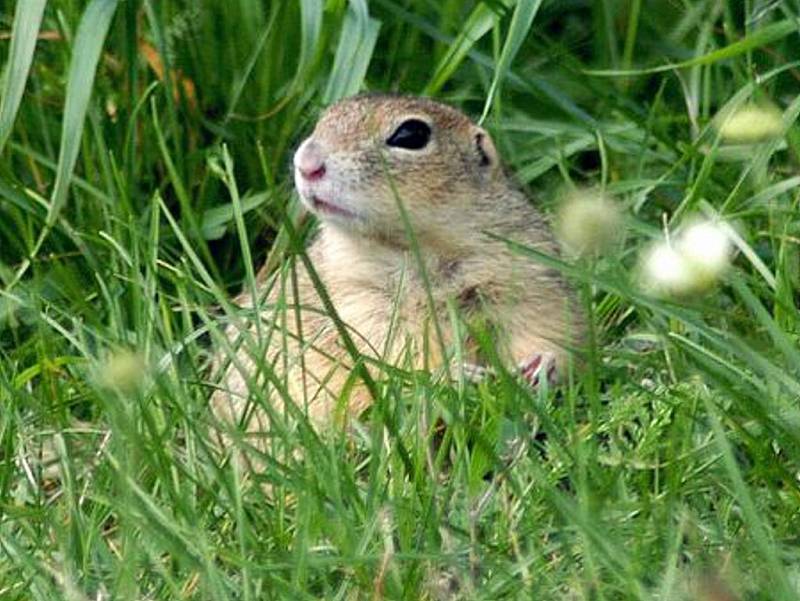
472, 126, 498, 170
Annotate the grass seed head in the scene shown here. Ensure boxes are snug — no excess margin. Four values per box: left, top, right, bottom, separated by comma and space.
640, 218, 733, 297
640, 242, 696, 296
96, 349, 148, 394
717, 103, 783, 144
676, 219, 733, 284
555, 189, 623, 257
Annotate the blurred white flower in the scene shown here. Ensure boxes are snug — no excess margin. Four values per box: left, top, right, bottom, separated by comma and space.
677, 219, 733, 283
640, 242, 695, 296
640, 219, 733, 297
555, 189, 623, 257
97, 349, 147, 393
717, 103, 783, 144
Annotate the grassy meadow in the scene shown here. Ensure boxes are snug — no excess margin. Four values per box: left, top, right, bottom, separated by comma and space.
1, 0, 800, 598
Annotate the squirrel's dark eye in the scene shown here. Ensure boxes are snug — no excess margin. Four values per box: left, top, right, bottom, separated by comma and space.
386, 119, 431, 150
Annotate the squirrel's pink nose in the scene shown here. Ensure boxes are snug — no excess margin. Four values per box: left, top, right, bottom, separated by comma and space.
294, 139, 327, 181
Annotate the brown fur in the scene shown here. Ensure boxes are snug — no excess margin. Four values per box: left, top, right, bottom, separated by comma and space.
210, 95, 584, 448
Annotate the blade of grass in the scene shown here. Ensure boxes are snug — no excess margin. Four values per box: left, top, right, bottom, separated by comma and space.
215, 145, 261, 342
298, 0, 323, 77
200, 191, 270, 240
620, 0, 642, 76
0, 0, 47, 156
222, 9, 278, 125
704, 396, 796, 601
728, 275, 800, 371
377, 0, 596, 125
587, 18, 799, 76
151, 99, 219, 279
423, 1, 502, 95
479, 0, 542, 124
9, 0, 119, 289
323, 1, 381, 103
45, 0, 119, 229
593, 0, 619, 68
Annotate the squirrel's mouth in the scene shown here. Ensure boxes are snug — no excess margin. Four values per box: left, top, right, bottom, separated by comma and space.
310, 195, 359, 220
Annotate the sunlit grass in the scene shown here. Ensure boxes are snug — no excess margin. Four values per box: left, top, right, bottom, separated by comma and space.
1, 1, 799, 599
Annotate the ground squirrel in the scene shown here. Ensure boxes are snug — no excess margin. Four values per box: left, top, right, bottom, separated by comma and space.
211, 94, 584, 447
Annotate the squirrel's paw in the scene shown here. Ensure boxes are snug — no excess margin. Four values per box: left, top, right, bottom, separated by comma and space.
459, 352, 557, 389
518, 352, 558, 388
460, 362, 495, 383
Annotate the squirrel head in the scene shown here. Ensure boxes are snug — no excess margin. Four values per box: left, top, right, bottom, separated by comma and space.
293, 94, 502, 245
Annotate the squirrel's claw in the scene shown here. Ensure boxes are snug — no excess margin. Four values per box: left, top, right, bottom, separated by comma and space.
459, 352, 557, 389
518, 352, 557, 388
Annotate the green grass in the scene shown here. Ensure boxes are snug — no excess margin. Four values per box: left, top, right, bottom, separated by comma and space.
1, 1, 800, 599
